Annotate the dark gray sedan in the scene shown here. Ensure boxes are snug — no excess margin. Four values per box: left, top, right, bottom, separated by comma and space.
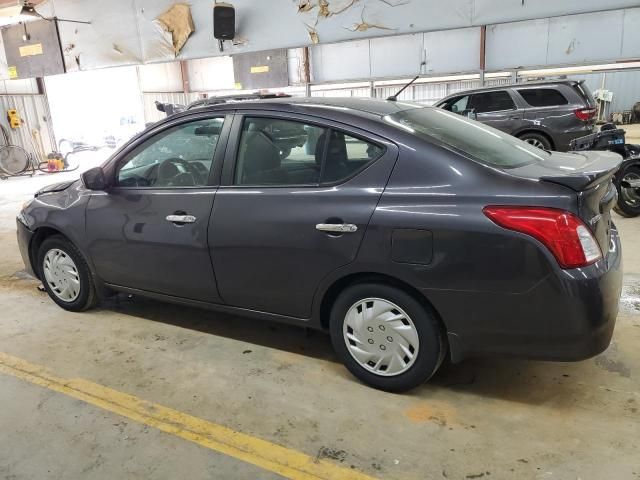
16, 97, 622, 392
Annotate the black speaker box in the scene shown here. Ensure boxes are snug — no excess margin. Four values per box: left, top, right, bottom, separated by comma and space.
214, 4, 235, 40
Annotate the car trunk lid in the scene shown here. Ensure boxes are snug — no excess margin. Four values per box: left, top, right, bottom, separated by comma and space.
508, 150, 622, 255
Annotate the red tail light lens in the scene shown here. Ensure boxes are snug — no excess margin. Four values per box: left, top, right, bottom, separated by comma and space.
574, 107, 597, 121
483, 206, 602, 269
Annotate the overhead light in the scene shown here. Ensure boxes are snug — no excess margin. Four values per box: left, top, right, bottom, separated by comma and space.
0, 1, 44, 18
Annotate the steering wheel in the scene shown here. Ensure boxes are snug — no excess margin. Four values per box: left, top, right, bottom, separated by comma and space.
157, 157, 195, 186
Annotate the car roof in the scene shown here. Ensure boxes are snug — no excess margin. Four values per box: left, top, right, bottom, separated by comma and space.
186, 96, 425, 118
437, 79, 582, 101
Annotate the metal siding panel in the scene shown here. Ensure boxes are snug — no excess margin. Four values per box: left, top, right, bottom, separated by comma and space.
370, 34, 424, 79
187, 57, 235, 92
622, 8, 640, 59
473, 0, 640, 25
547, 11, 625, 66
310, 40, 371, 83
424, 27, 480, 75
138, 62, 183, 93
486, 19, 550, 71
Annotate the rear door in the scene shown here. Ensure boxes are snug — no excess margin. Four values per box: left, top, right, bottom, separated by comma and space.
86, 113, 231, 302
209, 112, 399, 318
468, 90, 522, 133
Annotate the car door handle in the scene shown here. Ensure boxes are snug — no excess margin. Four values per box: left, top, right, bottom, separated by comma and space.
316, 223, 358, 233
166, 214, 196, 224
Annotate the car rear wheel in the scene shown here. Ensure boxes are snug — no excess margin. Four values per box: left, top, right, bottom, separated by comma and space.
38, 235, 98, 312
519, 132, 552, 150
330, 283, 444, 392
614, 164, 640, 217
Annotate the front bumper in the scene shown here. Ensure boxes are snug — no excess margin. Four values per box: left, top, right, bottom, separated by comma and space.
432, 227, 622, 363
16, 217, 36, 278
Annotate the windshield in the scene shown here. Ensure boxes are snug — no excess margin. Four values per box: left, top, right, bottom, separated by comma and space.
385, 107, 549, 168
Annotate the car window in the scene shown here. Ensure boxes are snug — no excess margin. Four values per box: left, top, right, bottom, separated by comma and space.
321, 131, 384, 184
444, 96, 470, 114
469, 91, 515, 113
385, 107, 549, 169
234, 117, 327, 186
117, 118, 224, 188
518, 88, 568, 107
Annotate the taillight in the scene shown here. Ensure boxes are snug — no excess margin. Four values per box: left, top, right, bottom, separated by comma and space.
483, 206, 602, 269
574, 107, 597, 121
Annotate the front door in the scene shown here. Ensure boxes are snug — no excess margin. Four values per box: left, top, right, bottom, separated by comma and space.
209, 113, 398, 318
86, 115, 229, 302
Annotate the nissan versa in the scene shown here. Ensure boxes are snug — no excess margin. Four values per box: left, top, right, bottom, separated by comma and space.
16, 97, 623, 392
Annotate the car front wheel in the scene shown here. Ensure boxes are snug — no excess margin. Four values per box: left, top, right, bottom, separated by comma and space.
38, 235, 98, 312
330, 283, 445, 392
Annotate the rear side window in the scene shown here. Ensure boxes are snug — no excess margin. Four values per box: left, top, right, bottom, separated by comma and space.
321, 132, 384, 184
234, 117, 384, 186
234, 117, 326, 186
518, 88, 568, 107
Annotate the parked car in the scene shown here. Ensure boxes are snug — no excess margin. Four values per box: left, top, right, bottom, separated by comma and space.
17, 97, 622, 392
434, 80, 597, 151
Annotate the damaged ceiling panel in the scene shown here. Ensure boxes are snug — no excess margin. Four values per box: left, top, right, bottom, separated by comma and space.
48, 0, 143, 71
30, 0, 640, 72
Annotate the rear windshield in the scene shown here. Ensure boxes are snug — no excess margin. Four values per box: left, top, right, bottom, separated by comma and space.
574, 82, 595, 107
386, 107, 549, 168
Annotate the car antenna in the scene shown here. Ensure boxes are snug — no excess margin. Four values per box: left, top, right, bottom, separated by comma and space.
387, 75, 419, 102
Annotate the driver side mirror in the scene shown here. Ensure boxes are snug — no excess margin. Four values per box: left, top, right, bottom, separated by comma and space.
463, 109, 478, 121
81, 166, 108, 191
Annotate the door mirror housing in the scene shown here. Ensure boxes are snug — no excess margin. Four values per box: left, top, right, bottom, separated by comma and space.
81, 167, 107, 191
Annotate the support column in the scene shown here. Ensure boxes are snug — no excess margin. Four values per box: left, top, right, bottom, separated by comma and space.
479, 25, 486, 87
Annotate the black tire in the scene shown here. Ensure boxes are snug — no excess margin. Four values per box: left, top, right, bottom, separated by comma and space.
329, 283, 445, 392
614, 164, 640, 218
519, 132, 552, 151
38, 235, 98, 312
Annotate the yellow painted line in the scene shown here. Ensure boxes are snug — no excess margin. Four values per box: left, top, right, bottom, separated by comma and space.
0, 352, 377, 480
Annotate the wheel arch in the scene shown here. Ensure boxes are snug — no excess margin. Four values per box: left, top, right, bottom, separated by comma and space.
318, 271, 448, 335
29, 226, 68, 280
514, 129, 555, 150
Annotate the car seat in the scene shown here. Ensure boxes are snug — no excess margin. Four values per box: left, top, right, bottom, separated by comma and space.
315, 131, 349, 183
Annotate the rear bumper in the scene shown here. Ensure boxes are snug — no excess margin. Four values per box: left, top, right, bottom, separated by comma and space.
16, 217, 36, 278
554, 125, 595, 151
431, 227, 622, 363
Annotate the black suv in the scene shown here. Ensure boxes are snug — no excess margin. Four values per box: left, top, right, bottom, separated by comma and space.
435, 80, 597, 151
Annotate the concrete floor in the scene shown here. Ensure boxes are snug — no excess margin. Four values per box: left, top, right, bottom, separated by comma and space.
1, 144, 640, 480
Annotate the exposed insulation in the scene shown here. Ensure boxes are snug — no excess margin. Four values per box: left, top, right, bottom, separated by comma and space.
156, 3, 195, 55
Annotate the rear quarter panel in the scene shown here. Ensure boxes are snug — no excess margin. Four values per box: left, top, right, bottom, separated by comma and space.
319, 138, 577, 339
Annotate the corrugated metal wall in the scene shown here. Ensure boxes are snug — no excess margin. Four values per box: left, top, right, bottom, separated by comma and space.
310, 78, 512, 105
0, 95, 55, 161
571, 70, 640, 113
142, 92, 200, 124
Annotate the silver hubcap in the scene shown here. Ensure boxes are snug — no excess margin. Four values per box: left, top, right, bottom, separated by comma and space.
524, 138, 545, 149
342, 298, 420, 376
621, 172, 640, 207
43, 249, 80, 302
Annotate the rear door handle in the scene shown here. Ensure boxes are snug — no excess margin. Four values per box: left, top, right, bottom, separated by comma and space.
316, 223, 358, 233
166, 214, 196, 224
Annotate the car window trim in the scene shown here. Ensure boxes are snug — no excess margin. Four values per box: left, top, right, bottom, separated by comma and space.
106, 112, 233, 191
220, 111, 388, 189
